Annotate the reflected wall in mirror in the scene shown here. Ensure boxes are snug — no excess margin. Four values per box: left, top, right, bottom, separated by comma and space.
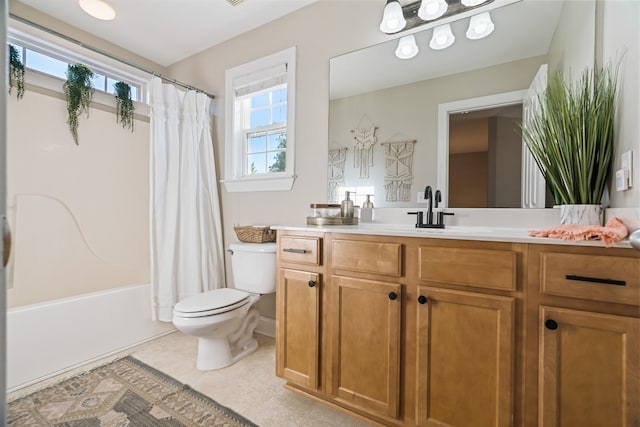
329, 0, 595, 208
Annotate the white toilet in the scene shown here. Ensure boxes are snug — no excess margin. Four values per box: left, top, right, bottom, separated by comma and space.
172, 242, 276, 370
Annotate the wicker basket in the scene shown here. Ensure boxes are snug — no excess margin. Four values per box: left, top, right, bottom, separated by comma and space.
233, 225, 276, 243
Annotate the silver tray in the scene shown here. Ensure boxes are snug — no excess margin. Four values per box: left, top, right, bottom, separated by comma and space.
306, 216, 359, 226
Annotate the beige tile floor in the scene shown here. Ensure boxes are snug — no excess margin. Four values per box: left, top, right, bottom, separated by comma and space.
8, 331, 375, 427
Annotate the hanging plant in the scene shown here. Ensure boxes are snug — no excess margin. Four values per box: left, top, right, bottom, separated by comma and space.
114, 81, 135, 131
8, 44, 25, 99
63, 63, 95, 145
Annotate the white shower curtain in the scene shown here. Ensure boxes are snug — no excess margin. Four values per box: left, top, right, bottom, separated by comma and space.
149, 77, 225, 322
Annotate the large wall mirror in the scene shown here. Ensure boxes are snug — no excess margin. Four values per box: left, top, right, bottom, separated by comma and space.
328, 0, 595, 208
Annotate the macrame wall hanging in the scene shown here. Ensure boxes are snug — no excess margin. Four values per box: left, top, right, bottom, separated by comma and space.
351, 127, 377, 179
382, 140, 416, 202
328, 147, 348, 203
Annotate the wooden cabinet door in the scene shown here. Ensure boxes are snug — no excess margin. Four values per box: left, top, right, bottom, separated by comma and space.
416, 286, 514, 427
329, 275, 402, 420
276, 268, 321, 390
539, 306, 640, 427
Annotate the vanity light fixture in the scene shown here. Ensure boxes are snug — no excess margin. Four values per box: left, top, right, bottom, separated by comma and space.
380, 0, 407, 34
78, 0, 116, 20
429, 24, 455, 50
466, 11, 495, 39
395, 34, 419, 59
461, 0, 490, 6
418, 0, 448, 21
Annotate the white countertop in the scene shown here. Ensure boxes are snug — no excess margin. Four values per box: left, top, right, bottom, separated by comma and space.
272, 223, 634, 249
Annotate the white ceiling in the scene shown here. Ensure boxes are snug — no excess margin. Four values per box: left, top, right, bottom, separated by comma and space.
330, 0, 564, 99
15, 0, 319, 67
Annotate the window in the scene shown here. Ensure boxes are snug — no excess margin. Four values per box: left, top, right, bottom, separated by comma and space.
223, 47, 296, 192
8, 24, 146, 102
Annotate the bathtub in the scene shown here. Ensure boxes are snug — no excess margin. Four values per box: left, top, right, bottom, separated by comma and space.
7, 283, 175, 392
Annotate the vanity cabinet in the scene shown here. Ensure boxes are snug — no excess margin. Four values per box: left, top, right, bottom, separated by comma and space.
527, 244, 640, 427
328, 237, 405, 421
276, 232, 324, 392
416, 241, 521, 427
276, 230, 639, 427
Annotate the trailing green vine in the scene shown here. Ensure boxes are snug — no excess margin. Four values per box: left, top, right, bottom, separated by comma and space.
63, 64, 94, 145
9, 44, 25, 99
114, 81, 135, 131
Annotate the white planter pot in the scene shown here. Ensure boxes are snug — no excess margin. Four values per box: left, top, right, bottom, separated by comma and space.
559, 204, 604, 226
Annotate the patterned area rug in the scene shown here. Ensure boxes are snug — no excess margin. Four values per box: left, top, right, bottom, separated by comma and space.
8, 356, 258, 426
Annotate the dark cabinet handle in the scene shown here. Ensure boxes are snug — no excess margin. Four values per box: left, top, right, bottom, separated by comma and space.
283, 248, 306, 254
418, 295, 428, 304
388, 292, 398, 301
545, 319, 558, 330
3, 215, 11, 268
308, 280, 316, 288
566, 274, 625, 287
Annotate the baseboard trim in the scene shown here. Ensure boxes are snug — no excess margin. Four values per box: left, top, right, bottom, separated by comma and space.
255, 315, 275, 338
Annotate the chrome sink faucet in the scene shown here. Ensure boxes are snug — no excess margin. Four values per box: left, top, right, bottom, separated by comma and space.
408, 186, 454, 228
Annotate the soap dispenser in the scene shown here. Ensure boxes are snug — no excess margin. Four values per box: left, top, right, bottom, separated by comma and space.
360, 194, 374, 223
341, 191, 355, 217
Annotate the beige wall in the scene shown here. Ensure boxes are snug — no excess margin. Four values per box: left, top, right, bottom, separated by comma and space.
7, 88, 151, 307
602, 0, 640, 209
490, 116, 522, 208
547, 0, 596, 76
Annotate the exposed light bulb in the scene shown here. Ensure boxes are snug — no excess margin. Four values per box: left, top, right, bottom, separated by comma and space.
395, 35, 419, 59
430, 24, 455, 50
79, 0, 116, 20
380, 0, 407, 34
466, 12, 495, 40
418, 0, 448, 21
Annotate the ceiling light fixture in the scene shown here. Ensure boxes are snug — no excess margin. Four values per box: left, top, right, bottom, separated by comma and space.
466, 12, 495, 39
461, 0, 490, 6
395, 35, 419, 59
380, 0, 407, 34
429, 24, 455, 50
78, 0, 116, 21
418, 0, 448, 21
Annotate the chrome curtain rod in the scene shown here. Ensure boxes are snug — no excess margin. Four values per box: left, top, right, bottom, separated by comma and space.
9, 13, 215, 99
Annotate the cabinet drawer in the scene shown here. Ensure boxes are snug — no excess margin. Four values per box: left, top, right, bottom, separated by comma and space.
419, 246, 516, 291
540, 252, 640, 305
332, 240, 402, 277
279, 236, 321, 266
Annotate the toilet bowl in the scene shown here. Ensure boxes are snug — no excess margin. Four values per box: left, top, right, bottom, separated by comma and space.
172, 242, 276, 370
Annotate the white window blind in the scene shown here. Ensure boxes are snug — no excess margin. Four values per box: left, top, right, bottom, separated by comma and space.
233, 63, 287, 98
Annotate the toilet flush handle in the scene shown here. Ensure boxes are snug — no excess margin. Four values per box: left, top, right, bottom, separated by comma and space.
227, 249, 234, 255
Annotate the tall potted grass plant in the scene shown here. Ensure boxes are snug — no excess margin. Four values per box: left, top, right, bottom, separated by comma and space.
521, 63, 619, 225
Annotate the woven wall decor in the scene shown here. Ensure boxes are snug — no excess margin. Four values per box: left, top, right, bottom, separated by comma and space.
328, 147, 348, 203
351, 127, 377, 179
382, 140, 416, 202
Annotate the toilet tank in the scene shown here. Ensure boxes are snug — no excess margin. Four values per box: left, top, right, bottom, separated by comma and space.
229, 242, 277, 294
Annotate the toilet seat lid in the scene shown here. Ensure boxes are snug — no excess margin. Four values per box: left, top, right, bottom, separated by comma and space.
174, 288, 250, 317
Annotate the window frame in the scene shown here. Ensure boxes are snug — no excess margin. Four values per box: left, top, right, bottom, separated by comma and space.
8, 19, 150, 105
223, 47, 296, 192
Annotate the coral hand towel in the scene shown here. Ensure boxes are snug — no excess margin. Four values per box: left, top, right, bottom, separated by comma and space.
528, 217, 629, 247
